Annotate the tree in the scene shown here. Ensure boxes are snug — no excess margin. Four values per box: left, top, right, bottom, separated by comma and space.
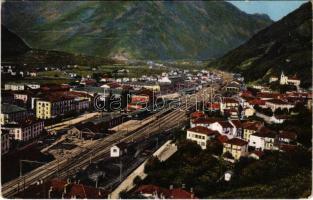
274, 108, 283, 115
133, 175, 142, 186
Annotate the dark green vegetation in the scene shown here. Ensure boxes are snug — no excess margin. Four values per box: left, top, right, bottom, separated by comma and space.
141, 138, 311, 198
210, 2, 312, 88
2, 25, 115, 66
2, 1, 271, 60
1, 25, 30, 57
139, 118, 312, 199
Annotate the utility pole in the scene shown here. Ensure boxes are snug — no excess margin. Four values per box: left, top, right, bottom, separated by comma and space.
19, 160, 46, 194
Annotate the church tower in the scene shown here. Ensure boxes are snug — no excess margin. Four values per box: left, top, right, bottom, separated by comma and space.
280, 71, 288, 85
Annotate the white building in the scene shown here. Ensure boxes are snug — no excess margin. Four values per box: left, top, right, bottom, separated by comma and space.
279, 72, 301, 87
249, 127, 276, 151
210, 121, 235, 138
4, 83, 25, 91
186, 126, 217, 150
110, 142, 128, 157
158, 76, 171, 84
265, 99, 294, 111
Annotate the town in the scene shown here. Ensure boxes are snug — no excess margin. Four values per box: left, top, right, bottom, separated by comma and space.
1, 61, 311, 198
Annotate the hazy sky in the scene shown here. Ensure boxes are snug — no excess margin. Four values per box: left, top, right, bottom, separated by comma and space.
228, 0, 307, 21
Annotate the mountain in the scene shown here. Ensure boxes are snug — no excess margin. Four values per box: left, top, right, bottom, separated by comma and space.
1, 25, 115, 66
2, 1, 272, 61
210, 2, 312, 88
1, 25, 30, 57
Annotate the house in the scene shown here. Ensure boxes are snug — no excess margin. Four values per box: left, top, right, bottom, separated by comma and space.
220, 98, 239, 113
277, 130, 297, 144
158, 76, 172, 84
265, 99, 294, 111
2, 119, 45, 142
26, 83, 40, 90
4, 83, 25, 91
0, 103, 29, 125
279, 72, 301, 87
256, 92, 281, 100
224, 108, 239, 119
135, 185, 196, 199
110, 142, 128, 157
80, 78, 97, 86
12, 90, 34, 105
210, 121, 235, 138
229, 120, 242, 138
186, 126, 218, 150
207, 102, 220, 111
121, 81, 160, 92
269, 76, 279, 83
248, 127, 276, 151
190, 111, 205, 120
248, 99, 266, 108
224, 81, 241, 92
190, 117, 220, 128
242, 121, 263, 141
223, 138, 248, 160
243, 107, 255, 118
15, 178, 108, 199
1, 129, 10, 155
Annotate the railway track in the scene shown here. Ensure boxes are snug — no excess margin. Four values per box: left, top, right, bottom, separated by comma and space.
2, 87, 213, 197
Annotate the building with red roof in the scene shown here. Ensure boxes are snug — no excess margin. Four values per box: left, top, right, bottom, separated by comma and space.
223, 138, 248, 160
15, 179, 108, 199
278, 130, 297, 144
187, 126, 218, 149
242, 121, 264, 141
210, 121, 235, 138
136, 185, 197, 199
248, 127, 277, 151
190, 111, 206, 119
190, 117, 221, 128
265, 98, 294, 111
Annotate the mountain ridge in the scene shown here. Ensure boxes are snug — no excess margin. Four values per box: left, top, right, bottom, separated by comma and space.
2, 1, 272, 60
210, 2, 312, 88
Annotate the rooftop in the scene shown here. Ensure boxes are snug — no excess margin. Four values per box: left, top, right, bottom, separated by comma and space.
187, 126, 218, 136
1, 103, 26, 114
266, 99, 290, 105
225, 138, 248, 146
136, 184, 196, 199
252, 127, 276, 138
218, 121, 234, 128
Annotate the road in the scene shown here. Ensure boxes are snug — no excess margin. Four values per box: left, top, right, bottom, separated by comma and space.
1, 86, 216, 198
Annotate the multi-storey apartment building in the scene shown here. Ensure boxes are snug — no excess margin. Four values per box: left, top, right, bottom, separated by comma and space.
36, 96, 75, 119
0, 103, 29, 125
2, 119, 44, 142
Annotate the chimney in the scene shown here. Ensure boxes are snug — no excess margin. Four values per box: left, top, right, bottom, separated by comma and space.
190, 187, 194, 193
169, 185, 173, 190
182, 183, 185, 189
